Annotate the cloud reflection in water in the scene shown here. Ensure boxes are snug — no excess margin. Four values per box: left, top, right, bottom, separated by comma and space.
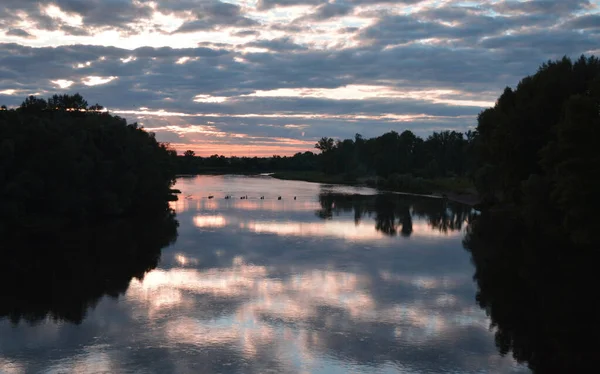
0, 176, 526, 374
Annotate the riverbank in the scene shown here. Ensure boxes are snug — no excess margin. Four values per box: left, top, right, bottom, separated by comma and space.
174, 171, 481, 206
271, 171, 480, 206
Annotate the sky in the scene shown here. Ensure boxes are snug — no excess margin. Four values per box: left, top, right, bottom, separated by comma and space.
1, 0, 599, 156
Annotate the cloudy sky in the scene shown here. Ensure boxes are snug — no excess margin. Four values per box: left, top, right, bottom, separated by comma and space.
1, 0, 599, 156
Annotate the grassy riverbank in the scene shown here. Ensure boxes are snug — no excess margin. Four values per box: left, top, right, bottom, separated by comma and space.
271, 171, 479, 205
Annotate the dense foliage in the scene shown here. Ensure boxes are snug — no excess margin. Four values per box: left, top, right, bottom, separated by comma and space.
472, 55, 600, 243
464, 55, 600, 372
0, 94, 177, 234
314, 130, 474, 179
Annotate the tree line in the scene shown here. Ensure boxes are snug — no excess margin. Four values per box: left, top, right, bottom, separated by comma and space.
179, 129, 474, 179
0, 94, 178, 235
471, 55, 600, 244
0, 93, 180, 325
177, 149, 319, 174
463, 55, 600, 373
178, 129, 475, 193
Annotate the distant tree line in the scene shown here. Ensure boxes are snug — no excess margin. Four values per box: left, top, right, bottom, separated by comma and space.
178, 129, 474, 179
314, 130, 474, 178
178, 129, 475, 193
0, 94, 178, 235
177, 149, 319, 174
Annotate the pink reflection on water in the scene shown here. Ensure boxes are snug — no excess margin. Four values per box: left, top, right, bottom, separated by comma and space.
193, 215, 227, 228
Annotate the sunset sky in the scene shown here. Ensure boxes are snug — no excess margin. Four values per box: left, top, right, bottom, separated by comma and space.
1, 0, 599, 156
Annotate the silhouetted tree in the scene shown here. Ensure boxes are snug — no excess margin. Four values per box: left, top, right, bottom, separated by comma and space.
473, 55, 600, 206
0, 94, 177, 234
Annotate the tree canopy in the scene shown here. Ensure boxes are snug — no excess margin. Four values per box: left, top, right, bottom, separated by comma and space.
472, 55, 600, 244
465, 55, 600, 372
0, 94, 177, 235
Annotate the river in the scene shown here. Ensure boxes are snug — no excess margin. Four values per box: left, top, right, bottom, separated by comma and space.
0, 175, 528, 373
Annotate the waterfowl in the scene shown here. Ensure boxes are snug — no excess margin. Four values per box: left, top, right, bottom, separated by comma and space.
208, 195, 214, 199
278, 196, 282, 200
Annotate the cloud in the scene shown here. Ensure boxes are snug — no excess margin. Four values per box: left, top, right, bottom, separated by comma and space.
295, 1, 354, 22
245, 36, 307, 52
0, 0, 598, 154
256, 0, 323, 10
564, 14, 600, 30
173, 1, 258, 33
492, 0, 593, 16
5, 28, 34, 38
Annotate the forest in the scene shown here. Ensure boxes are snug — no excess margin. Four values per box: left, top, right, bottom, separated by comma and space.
0, 93, 180, 324
463, 55, 600, 372
0, 94, 178, 236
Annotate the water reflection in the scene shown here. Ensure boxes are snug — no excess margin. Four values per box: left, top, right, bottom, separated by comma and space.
316, 192, 473, 237
0, 209, 178, 325
189, 192, 471, 242
0, 176, 526, 374
464, 210, 598, 373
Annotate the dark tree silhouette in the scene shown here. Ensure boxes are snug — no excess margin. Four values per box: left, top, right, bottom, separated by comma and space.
0, 94, 177, 234
473, 55, 600, 210
173, 128, 474, 194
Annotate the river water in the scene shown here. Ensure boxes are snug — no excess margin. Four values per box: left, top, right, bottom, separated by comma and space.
0, 175, 528, 373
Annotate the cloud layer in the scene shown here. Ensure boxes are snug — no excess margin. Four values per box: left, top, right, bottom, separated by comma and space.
1, 0, 599, 155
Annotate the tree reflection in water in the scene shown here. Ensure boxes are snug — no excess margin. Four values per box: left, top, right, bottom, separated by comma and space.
0, 208, 178, 325
316, 192, 473, 237
463, 210, 598, 373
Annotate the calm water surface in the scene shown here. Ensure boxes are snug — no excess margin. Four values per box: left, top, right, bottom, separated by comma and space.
0, 175, 528, 373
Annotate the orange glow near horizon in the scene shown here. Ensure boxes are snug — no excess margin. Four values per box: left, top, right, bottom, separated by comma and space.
168, 142, 314, 157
